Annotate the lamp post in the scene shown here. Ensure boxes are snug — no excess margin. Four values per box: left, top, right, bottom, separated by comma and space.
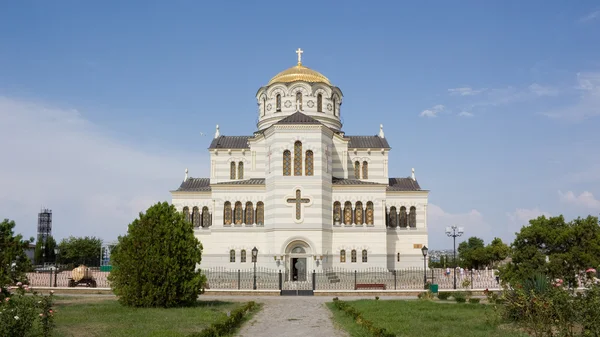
445, 225, 464, 289
252, 247, 258, 290
53, 248, 59, 287
421, 246, 428, 289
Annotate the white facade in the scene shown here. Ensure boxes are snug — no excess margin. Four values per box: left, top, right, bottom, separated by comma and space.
171, 51, 429, 280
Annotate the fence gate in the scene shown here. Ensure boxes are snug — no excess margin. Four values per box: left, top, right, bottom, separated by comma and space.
280, 268, 314, 296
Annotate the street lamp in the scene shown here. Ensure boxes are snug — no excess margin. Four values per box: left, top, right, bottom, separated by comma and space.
421, 246, 428, 289
252, 247, 258, 290
445, 225, 464, 289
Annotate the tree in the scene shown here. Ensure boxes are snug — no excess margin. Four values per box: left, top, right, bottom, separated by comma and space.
44, 236, 57, 264
34, 239, 44, 265
108, 202, 206, 307
501, 215, 600, 285
57, 236, 102, 267
487, 237, 510, 266
0, 219, 33, 289
458, 236, 490, 269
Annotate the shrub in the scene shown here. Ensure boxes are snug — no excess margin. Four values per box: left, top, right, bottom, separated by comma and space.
190, 301, 257, 337
417, 290, 435, 301
332, 299, 395, 337
0, 284, 55, 337
453, 292, 466, 303
468, 298, 481, 304
437, 292, 451, 300
375, 296, 379, 301
108, 202, 207, 308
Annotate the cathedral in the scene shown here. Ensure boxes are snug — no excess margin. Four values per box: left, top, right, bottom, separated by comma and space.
171, 49, 429, 278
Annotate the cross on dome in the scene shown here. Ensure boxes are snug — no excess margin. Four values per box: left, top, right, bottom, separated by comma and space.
296, 48, 303, 65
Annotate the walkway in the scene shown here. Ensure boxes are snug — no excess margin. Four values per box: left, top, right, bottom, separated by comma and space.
234, 296, 348, 337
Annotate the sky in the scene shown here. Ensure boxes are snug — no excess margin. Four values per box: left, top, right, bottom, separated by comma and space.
1, 1, 599, 249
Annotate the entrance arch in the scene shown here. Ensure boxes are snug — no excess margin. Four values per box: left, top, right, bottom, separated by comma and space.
284, 239, 312, 282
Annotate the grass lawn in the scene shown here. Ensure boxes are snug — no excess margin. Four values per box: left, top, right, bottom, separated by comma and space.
52, 297, 247, 337
327, 299, 528, 337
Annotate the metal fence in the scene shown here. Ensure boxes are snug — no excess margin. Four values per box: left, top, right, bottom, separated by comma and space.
26, 269, 111, 288
24, 267, 500, 290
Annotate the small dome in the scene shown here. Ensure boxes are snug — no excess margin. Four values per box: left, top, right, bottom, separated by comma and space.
267, 64, 331, 86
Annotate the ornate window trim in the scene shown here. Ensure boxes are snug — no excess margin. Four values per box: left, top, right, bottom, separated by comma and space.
366, 201, 374, 225
409, 206, 417, 228
256, 201, 265, 225
283, 150, 292, 176
351, 249, 357, 263
294, 141, 302, 176
362, 249, 368, 263
238, 162, 244, 180
241, 250, 247, 263
362, 161, 368, 179
223, 202, 232, 225
305, 150, 314, 176
340, 249, 346, 263
245, 202, 254, 225
229, 249, 235, 263
230, 162, 236, 179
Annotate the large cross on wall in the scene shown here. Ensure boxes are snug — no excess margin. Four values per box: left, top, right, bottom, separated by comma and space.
286, 189, 312, 222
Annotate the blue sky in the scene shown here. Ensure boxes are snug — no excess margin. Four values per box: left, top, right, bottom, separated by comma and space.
1, 1, 599, 249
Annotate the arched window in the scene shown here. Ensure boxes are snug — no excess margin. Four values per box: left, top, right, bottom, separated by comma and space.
333, 97, 337, 115
230, 250, 235, 262
317, 94, 322, 112
238, 162, 244, 179
256, 202, 264, 225
354, 161, 360, 179
351, 249, 357, 263
234, 202, 243, 225
183, 207, 190, 223
294, 141, 302, 176
241, 250, 247, 263
399, 206, 408, 228
276, 94, 281, 112
283, 150, 291, 176
340, 250, 346, 263
409, 206, 417, 228
366, 202, 374, 225
223, 202, 232, 225
292, 246, 305, 254
389, 206, 397, 228
296, 92, 302, 110
230, 162, 236, 179
333, 201, 342, 224
355, 201, 363, 225
362, 250, 368, 263
192, 206, 200, 227
344, 201, 352, 225
245, 202, 254, 225
262, 97, 266, 116
202, 206, 210, 227
362, 161, 368, 179
305, 150, 314, 176
397, 253, 400, 262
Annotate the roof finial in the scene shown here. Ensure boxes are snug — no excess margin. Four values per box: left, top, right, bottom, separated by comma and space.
411, 168, 416, 181
185, 168, 188, 181
378, 124, 385, 138
296, 48, 303, 65
214, 124, 220, 139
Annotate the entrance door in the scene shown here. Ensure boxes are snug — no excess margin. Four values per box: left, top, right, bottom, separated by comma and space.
291, 257, 306, 281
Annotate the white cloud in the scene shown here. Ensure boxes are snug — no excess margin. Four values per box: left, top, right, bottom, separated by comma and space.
458, 111, 473, 117
579, 10, 600, 23
528, 83, 559, 96
507, 208, 551, 226
558, 190, 600, 210
541, 72, 600, 121
448, 87, 486, 96
419, 104, 445, 118
427, 203, 494, 248
0, 96, 207, 241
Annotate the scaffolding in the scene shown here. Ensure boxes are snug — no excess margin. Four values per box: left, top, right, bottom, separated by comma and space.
37, 208, 52, 243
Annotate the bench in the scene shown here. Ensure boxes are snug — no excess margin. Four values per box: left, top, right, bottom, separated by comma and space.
355, 283, 386, 290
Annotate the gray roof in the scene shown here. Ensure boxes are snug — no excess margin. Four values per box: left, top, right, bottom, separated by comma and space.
275, 112, 322, 125
347, 136, 390, 149
214, 178, 265, 185
387, 178, 421, 191
332, 177, 384, 186
209, 136, 251, 149
176, 178, 211, 192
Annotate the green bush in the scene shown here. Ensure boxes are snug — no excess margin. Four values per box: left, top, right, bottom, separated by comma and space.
437, 292, 451, 300
333, 299, 395, 337
0, 284, 55, 337
468, 298, 481, 304
108, 202, 207, 308
453, 292, 467, 303
190, 301, 257, 337
417, 290, 434, 300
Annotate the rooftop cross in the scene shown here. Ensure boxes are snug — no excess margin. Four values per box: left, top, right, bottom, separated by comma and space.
296, 48, 303, 65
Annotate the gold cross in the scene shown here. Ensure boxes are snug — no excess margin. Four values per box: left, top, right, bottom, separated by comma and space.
296, 48, 303, 65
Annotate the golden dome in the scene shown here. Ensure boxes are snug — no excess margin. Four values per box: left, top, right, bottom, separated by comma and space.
268, 63, 330, 86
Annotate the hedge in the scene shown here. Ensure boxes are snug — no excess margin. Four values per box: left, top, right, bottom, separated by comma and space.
190, 301, 258, 337
332, 298, 395, 337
